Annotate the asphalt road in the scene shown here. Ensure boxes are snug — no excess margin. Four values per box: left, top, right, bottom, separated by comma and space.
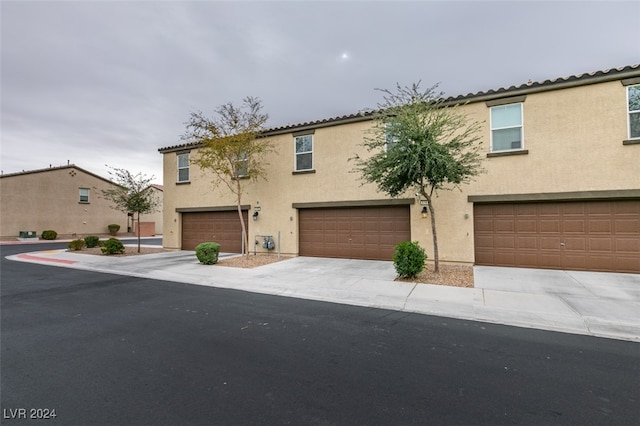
1, 243, 639, 425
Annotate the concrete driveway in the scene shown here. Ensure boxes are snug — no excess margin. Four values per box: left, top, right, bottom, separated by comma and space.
6, 247, 640, 341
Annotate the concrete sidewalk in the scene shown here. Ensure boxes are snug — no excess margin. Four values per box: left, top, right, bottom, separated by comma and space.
6, 247, 640, 342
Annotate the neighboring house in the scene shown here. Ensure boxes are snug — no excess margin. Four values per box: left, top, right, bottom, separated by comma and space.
0, 164, 163, 240
158, 65, 640, 273
131, 184, 164, 236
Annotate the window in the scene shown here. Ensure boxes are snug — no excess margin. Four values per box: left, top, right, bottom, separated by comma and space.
79, 188, 89, 203
490, 103, 523, 151
385, 122, 399, 151
294, 134, 313, 171
628, 85, 640, 139
233, 152, 249, 178
177, 153, 190, 182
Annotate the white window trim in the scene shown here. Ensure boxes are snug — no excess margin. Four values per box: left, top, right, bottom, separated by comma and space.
385, 122, 399, 152
177, 153, 190, 182
490, 103, 524, 153
79, 188, 90, 203
233, 152, 249, 178
627, 85, 640, 140
294, 134, 314, 171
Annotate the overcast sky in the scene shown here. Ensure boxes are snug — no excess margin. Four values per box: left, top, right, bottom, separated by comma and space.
2, 0, 639, 184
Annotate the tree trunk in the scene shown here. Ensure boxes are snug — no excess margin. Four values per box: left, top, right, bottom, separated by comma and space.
137, 211, 141, 253
425, 195, 439, 273
236, 180, 248, 255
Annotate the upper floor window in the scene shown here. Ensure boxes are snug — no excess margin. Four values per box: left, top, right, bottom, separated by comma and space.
490, 103, 523, 152
233, 152, 249, 178
628, 85, 640, 139
177, 153, 190, 182
385, 122, 399, 151
294, 134, 313, 171
79, 188, 90, 203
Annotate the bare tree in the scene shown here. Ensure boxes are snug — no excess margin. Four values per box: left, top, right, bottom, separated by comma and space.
182, 96, 273, 254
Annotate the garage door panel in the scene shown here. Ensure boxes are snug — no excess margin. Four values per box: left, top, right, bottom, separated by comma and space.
616, 257, 640, 273
517, 236, 537, 249
589, 238, 613, 252
616, 238, 640, 253
587, 256, 614, 271
474, 200, 639, 273
494, 236, 515, 249
475, 235, 494, 249
182, 211, 247, 252
494, 251, 516, 265
615, 202, 640, 215
588, 203, 612, 215
564, 238, 586, 251
538, 254, 563, 269
515, 252, 540, 268
563, 203, 586, 215
615, 219, 639, 233
589, 220, 612, 233
564, 255, 587, 270
517, 220, 537, 232
564, 220, 585, 233
539, 220, 560, 233
539, 237, 562, 250
538, 204, 560, 216
299, 206, 410, 261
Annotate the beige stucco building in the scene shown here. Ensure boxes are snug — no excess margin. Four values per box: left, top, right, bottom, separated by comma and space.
159, 65, 640, 273
0, 165, 163, 239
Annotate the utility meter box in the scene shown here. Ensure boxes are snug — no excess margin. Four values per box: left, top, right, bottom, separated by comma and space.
19, 231, 37, 238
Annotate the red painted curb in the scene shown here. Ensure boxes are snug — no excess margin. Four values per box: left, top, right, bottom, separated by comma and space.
17, 253, 77, 265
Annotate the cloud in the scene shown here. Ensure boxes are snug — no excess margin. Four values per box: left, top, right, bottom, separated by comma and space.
1, 0, 638, 183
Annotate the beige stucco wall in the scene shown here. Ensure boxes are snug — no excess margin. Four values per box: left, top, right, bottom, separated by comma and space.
0, 167, 128, 239
162, 79, 639, 263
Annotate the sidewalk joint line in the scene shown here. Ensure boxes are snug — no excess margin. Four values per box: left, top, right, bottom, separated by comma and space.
402, 283, 418, 310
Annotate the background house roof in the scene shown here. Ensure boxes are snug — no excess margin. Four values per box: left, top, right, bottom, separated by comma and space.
0, 164, 118, 186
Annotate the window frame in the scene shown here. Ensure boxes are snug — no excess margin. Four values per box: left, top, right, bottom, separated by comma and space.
294, 134, 314, 172
232, 151, 249, 179
79, 188, 90, 203
627, 84, 640, 140
177, 152, 190, 183
490, 102, 524, 153
385, 122, 400, 152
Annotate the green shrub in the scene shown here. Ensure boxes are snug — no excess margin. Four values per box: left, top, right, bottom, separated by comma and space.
101, 238, 125, 255
108, 224, 120, 236
41, 230, 57, 240
195, 242, 221, 265
393, 241, 427, 278
68, 239, 86, 251
84, 235, 100, 248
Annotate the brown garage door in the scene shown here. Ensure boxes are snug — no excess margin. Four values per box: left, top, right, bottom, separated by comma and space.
474, 200, 639, 273
182, 211, 248, 252
299, 206, 411, 261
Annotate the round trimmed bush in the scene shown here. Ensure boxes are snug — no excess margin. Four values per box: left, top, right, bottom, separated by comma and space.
101, 238, 125, 255
195, 242, 221, 265
68, 239, 86, 251
84, 235, 100, 248
393, 241, 427, 278
41, 230, 57, 240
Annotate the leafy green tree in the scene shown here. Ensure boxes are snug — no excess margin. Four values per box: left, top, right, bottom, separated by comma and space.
101, 167, 161, 253
353, 82, 483, 272
182, 97, 273, 255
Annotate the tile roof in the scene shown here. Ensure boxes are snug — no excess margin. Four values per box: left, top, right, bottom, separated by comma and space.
159, 64, 640, 153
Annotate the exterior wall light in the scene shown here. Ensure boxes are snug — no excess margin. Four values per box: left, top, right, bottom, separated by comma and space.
252, 211, 259, 221
421, 206, 428, 219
